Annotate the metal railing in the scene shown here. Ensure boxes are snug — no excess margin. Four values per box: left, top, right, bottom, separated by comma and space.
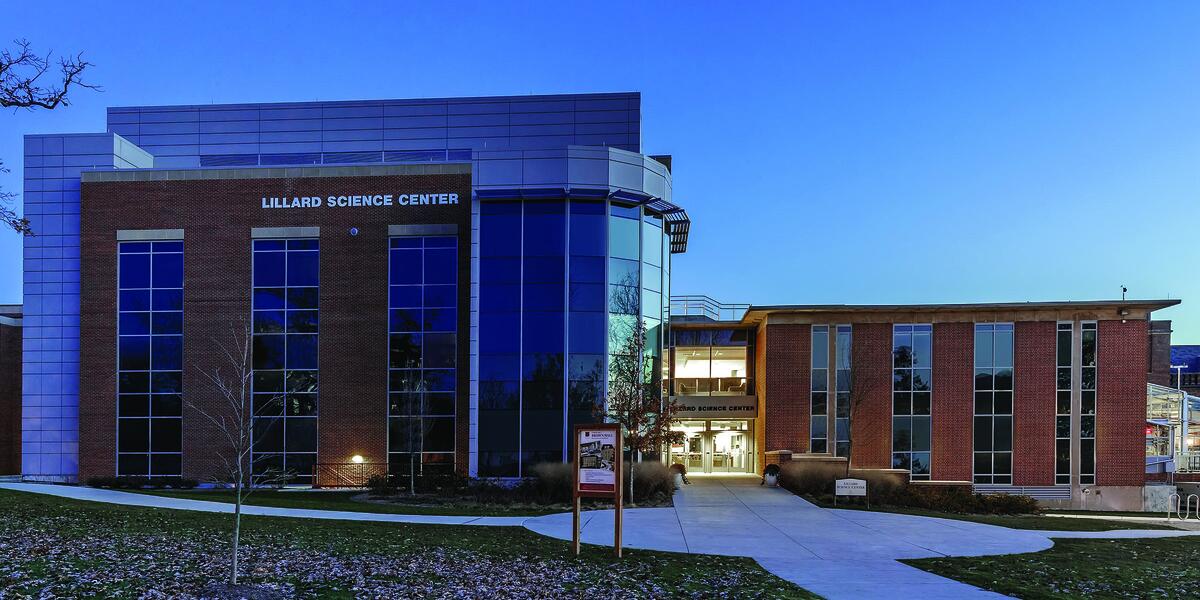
670, 295, 750, 322
312, 462, 388, 488
1171, 372, 1200, 389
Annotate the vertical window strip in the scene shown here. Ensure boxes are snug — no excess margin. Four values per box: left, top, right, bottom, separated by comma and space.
388, 236, 458, 477
972, 323, 1013, 484
834, 325, 852, 458
251, 238, 319, 484
116, 240, 184, 478
810, 325, 829, 453
1055, 321, 1073, 485
1080, 321, 1097, 485
893, 324, 932, 480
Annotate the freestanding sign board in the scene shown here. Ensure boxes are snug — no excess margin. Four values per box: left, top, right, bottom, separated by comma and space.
573, 424, 623, 557
834, 478, 868, 508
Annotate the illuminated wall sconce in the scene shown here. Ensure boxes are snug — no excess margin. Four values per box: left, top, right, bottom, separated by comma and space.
351, 455, 365, 464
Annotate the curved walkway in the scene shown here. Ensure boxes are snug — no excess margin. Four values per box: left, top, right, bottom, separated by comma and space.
526, 475, 1200, 599
5, 478, 1199, 599
0, 482, 527, 526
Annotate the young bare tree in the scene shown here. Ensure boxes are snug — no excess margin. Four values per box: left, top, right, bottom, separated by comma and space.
187, 321, 288, 586
843, 346, 886, 479
1, 39, 98, 235
602, 279, 684, 503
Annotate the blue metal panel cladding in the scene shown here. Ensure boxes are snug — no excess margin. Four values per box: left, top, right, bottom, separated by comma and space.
22, 92, 681, 481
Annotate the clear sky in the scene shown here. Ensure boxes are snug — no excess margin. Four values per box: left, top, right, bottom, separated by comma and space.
3, 2, 1198, 339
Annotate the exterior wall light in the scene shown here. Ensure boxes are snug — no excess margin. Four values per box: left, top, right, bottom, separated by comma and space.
351, 455, 364, 464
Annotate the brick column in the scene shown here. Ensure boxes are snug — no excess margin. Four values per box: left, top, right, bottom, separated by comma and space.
1098, 319, 1148, 487
1013, 321, 1055, 486
850, 323, 892, 469
933, 322, 972, 481
763, 323, 810, 453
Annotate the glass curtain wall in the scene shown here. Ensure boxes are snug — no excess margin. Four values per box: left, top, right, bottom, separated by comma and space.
116, 241, 184, 477
670, 329, 752, 396
522, 201, 567, 468
479, 199, 669, 477
893, 324, 932, 480
387, 236, 457, 475
973, 323, 1013, 484
251, 239, 319, 483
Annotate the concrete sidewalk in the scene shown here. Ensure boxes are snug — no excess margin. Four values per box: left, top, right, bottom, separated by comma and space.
0, 482, 528, 526
524, 475, 1199, 599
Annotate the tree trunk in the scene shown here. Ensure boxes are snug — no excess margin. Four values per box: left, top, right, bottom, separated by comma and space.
231, 474, 243, 585
629, 451, 635, 505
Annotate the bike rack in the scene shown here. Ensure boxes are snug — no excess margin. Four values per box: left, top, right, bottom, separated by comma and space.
1167, 493, 1200, 521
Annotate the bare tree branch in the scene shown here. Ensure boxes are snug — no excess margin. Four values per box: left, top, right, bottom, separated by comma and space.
1, 39, 99, 235
0, 159, 31, 235
0, 39, 98, 110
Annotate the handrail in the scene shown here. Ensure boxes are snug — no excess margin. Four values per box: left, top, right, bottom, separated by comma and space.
311, 462, 388, 489
670, 295, 750, 322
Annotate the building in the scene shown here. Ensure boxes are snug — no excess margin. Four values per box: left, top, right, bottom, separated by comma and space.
666, 297, 1178, 510
21, 92, 681, 483
0, 305, 21, 475
11, 91, 1180, 510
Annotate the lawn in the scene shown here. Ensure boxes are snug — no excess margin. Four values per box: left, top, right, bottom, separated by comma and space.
807, 497, 1178, 531
132, 488, 567, 517
907, 536, 1200, 599
0, 489, 817, 599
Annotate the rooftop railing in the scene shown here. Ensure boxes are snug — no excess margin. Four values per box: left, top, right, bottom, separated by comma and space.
669, 295, 750, 322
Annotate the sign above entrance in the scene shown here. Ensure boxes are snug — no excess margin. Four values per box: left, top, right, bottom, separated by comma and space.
672, 395, 758, 420
261, 193, 460, 209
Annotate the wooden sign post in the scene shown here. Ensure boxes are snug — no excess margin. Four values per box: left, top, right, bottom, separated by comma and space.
573, 423, 624, 558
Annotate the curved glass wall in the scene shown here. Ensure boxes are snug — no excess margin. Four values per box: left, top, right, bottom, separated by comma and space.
478, 199, 670, 477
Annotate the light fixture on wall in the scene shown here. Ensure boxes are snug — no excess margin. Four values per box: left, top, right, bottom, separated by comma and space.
351, 455, 364, 464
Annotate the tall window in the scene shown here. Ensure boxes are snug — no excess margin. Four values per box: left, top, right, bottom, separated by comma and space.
521, 201, 566, 469
251, 239, 318, 483
1081, 321, 1097, 485
1055, 322, 1072, 485
117, 241, 183, 477
388, 236, 458, 476
973, 323, 1013, 484
834, 325, 852, 457
810, 325, 829, 453
893, 324, 932, 480
478, 201, 522, 477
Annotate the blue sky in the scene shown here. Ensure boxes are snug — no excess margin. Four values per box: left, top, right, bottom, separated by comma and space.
3, 2, 1198, 339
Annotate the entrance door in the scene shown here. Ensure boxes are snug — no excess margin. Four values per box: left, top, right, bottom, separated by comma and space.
669, 420, 754, 474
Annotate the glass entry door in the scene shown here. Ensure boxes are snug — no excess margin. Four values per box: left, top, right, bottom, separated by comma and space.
669, 420, 753, 474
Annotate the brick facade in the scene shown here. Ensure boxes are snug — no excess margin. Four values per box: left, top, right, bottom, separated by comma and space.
1012, 321, 1056, 485
1098, 319, 1148, 487
78, 169, 471, 482
761, 322, 810, 453
850, 323, 892, 469
0, 321, 20, 475
932, 322, 972, 481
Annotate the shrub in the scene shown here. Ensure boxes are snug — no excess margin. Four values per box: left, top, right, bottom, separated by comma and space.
526, 462, 573, 504
777, 461, 843, 496
668, 463, 687, 476
625, 461, 673, 503
86, 476, 199, 490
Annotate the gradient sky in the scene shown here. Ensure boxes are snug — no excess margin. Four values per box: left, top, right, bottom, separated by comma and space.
3, 2, 1198, 339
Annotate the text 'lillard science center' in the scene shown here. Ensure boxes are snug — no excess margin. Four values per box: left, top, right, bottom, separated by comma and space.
12, 92, 1177, 511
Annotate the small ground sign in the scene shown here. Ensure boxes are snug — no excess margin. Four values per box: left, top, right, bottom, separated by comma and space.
834, 478, 868, 507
